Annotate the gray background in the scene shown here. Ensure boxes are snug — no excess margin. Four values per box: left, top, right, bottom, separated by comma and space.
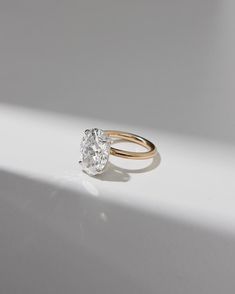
1, 1, 235, 294
0, 0, 234, 142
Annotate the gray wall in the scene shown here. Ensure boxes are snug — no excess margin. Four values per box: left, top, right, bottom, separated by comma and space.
0, 0, 234, 142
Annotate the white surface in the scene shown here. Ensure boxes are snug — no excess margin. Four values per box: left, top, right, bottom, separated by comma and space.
1, 104, 235, 230
1, 104, 235, 293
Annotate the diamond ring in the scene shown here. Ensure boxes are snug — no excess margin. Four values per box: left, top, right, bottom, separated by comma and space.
79, 128, 156, 176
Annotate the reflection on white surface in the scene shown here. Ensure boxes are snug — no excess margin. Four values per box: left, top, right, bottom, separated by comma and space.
100, 212, 108, 222
82, 178, 100, 197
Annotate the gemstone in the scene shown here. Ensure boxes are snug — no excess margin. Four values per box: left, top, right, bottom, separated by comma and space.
80, 128, 111, 175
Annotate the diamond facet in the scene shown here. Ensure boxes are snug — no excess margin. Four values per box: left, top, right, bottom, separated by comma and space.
80, 128, 110, 175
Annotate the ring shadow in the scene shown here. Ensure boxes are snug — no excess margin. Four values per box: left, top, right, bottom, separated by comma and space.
96, 152, 161, 183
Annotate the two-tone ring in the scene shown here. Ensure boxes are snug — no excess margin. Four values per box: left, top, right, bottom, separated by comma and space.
79, 128, 156, 176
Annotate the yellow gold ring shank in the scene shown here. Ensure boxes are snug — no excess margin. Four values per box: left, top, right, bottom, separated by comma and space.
105, 130, 156, 160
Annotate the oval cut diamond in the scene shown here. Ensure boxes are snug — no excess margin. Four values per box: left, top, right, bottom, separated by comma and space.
80, 128, 111, 175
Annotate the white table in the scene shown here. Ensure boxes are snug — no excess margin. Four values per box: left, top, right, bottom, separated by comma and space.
0, 105, 235, 294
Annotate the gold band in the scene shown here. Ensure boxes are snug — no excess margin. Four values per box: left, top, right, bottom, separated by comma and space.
104, 130, 156, 160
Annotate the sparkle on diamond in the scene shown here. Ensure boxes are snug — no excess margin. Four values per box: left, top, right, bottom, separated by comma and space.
80, 128, 110, 175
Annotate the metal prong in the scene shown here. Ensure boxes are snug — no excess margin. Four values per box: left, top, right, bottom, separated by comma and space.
109, 138, 114, 144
